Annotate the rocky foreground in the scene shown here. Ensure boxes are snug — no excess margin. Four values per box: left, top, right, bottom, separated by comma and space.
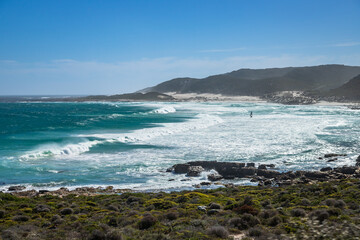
2, 177, 360, 239
1, 155, 360, 239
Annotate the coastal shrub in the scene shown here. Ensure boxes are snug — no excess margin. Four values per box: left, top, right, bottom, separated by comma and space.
243, 196, 254, 206
259, 209, 277, 219
107, 205, 119, 211
126, 196, 141, 204
290, 208, 306, 217
234, 204, 259, 215
146, 199, 176, 210
107, 217, 118, 227
325, 198, 336, 206
165, 211, 178, 221
311, 210, 329, 223
60, 208, 74, 215
267, 216, 282, 227
51, 214, 63, 224
230, 214, 260, 230
33, 204, 51, 213
12, 215, 29, 222
207, 226, 229, 238
1, 229, 20, 240
347, 202, 359, 210
301, 198, 311, 206
327, 208, 341, 217
248, 227, 263, 237
0, 210, 5, 218
261, 199, 271, 207
138, 214, 157, 230
334, 200, 346, 209
106, 230, 123, 240
88, 229, 106, 240
209, 202, 221, 209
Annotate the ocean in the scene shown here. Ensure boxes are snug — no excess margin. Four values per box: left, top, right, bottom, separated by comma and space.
0, 101, 359, 192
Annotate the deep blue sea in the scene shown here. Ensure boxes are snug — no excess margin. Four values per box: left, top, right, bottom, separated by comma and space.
0, 101, 359, 191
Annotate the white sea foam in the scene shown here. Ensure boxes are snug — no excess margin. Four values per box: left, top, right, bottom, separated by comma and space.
150, 106, 176, 114
19, 140, 102, 160
78, 113, 223, 144
19, 113, 223, 160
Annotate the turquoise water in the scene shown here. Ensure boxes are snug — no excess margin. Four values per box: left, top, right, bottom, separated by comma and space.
0, 101, 359, 191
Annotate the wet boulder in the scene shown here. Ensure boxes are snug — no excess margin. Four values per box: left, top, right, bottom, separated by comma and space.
8, 186, 26, 191
258, 164, 267, 170
320, 167, 332, 172
324, 153, 347, 158
304, 171, 329, 180
334, 166, 357, 175
208, 172, 223, 181
186, 166, 204, 177
188, 161, 219, 170
257, 170, 281, 179
173, 164, 190, 174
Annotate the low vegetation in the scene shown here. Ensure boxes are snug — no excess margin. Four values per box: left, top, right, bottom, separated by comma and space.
2, 179, 360, 239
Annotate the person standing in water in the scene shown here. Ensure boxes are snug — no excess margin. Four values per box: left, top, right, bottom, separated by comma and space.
250, 111, 253, 118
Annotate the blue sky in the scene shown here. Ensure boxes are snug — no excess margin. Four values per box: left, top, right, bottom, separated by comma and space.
0, 0, 360, 95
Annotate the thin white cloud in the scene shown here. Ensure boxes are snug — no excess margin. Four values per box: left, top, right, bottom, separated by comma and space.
330, 42, 360, 47
199, 47, 246, 53
1, 54, 360, 95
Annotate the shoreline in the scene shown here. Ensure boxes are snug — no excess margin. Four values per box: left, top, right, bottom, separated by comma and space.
5, 154, 360, 198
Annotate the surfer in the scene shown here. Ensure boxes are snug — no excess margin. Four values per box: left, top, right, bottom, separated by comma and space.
250, 111, 253, 118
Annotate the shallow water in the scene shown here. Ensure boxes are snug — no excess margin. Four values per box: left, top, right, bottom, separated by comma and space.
0, 101, 359, 191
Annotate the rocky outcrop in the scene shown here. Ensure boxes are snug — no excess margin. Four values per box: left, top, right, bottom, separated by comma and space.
167, 156, 360, 187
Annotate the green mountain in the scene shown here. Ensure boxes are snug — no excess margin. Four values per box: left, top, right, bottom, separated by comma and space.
142, 64, 360, 96
327, 74, 360, 100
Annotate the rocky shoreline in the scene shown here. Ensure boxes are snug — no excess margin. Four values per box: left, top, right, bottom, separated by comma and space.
166, 154, 360, 188
5, 154, 360, 199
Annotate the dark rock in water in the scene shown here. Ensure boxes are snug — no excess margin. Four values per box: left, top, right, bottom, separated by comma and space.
166, 167, 173, 172
257, 170, 281, 178
187, 161, 219, 170
320, 167, 332, 172
39, 190, 50, 194
8, 186, 26, 191
180, 179, 190, 182
173, 164, 190, 174
327, 158, 338, 162
200, 182, 211, 186
208, 173, 223, 181
324, 153, 347, 158
356, 155, 360, 166
168, 179, 175, 181
264, 179, 273, 186
258, 164, 267, 170
247, 163, 255, 167
304, 171, 329, 180
334, 166, 357, 175
266, 164, 276, 168
186, 166, 204, 177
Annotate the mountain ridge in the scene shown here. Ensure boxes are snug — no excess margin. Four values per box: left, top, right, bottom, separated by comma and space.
141, 64, 360, 97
